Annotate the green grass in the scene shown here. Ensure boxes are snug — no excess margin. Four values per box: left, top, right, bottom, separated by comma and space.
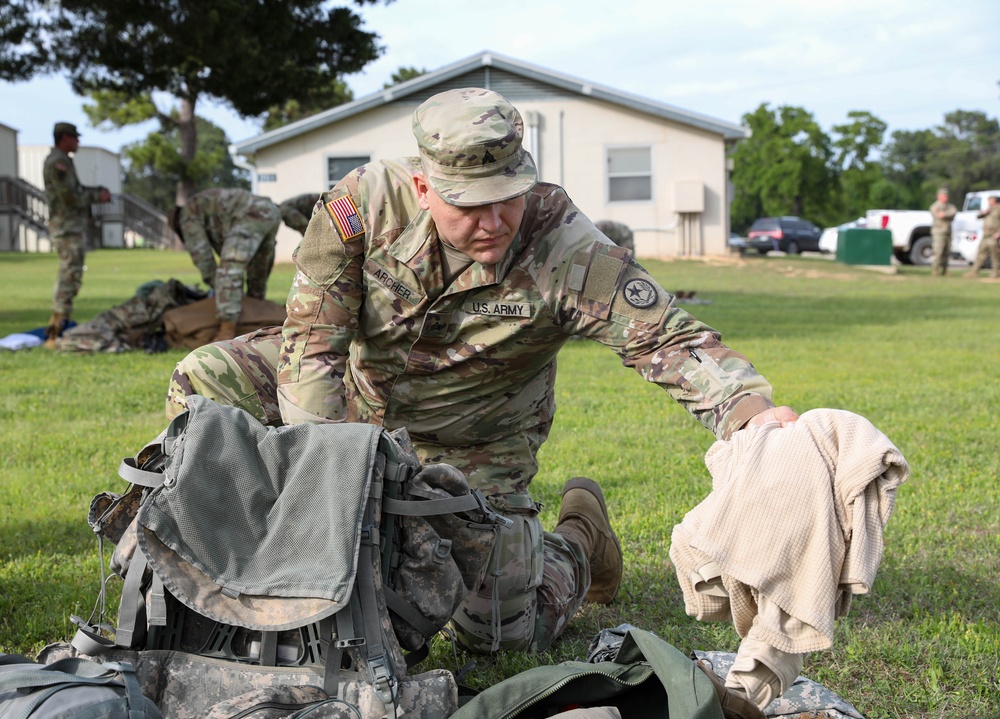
1, 249, 997, 718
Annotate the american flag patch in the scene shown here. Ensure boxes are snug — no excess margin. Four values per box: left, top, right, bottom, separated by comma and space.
325, 195, 366, 242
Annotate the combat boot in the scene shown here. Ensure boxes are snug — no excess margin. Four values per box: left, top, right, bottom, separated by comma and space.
696, 660, 766, 719
43, 313, 68, 349
212, 321, 238, 342
554, 477, 623, 604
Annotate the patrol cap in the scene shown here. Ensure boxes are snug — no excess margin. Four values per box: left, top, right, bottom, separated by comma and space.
937, 186, 949, 195
53, 122, 81, 138
412, 88, 537, 207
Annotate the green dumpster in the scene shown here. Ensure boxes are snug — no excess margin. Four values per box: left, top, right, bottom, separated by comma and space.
836, 228, 892, 265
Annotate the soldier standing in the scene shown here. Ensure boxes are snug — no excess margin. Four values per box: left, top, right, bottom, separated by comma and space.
278, 193, 321, 236
164, 89, 796, 695
170, 188, 281, 342
929, 187, 957, 276
42, 122, 112, 348
966, 195, 1000, 279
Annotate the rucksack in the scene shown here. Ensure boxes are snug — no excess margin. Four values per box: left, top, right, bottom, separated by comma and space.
0, 654, 162, 719
68, 396, 509, 718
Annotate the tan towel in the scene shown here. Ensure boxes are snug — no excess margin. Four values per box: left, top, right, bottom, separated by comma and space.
669, 408, 909, 654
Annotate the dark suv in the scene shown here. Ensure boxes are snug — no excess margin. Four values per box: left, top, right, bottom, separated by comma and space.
747, 216, 823, 255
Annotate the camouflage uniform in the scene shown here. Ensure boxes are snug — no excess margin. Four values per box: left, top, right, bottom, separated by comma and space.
970, 200, 1000, 277
594, 220, 635, 253
929, 197, 957, 276
178, 188, 281, 323
43, 146, 106, 315
166, 90, 775, 654
279, 193, 322, 235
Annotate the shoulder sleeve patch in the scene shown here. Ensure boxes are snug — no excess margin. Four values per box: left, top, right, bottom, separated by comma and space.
610, 265, 670, 323
324, 193, 366, 242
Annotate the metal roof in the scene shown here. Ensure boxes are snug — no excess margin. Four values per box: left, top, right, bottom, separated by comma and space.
231, 50, 749, 156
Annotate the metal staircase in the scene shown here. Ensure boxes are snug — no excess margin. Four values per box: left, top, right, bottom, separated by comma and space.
0, 175, 175, 251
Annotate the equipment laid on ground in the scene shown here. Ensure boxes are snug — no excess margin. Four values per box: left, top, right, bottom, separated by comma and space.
58, 396, 508, 718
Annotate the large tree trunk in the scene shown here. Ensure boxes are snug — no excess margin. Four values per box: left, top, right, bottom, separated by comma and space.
175, 94, 198, 205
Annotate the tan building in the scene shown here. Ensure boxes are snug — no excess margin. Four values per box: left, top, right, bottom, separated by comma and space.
230, 51, 748, 263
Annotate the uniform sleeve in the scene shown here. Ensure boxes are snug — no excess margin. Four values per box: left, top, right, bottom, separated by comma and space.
944, 203, 957, 221
179, 206, 218, 285
276, 176, 365, 425
543, 212, 773, 440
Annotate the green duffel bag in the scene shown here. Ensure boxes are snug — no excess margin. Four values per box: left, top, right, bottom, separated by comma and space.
0, 654, 162, 719
451, 629, 725, 719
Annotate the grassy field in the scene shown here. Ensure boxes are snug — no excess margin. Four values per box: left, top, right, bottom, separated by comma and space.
1, 249, 997, 719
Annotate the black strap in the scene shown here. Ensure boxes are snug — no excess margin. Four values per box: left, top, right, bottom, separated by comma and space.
382, 587, 439, 641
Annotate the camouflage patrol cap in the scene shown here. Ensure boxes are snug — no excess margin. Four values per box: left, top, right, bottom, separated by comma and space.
937, 187, 949, 195
53, 122, 81, 137
412, 88, 537, 207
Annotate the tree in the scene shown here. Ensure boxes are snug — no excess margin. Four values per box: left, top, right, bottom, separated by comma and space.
262, 78, 354, 132
121, 115, 250, 212
0, 2, 45, 81
926, 110, 1000, 201
383, 66, 426, 89
730, 103, 837, 232
9, 0, 389, 204
831, 110, 887, 219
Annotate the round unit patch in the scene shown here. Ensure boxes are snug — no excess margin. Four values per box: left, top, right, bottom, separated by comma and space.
622, 278, 657, 308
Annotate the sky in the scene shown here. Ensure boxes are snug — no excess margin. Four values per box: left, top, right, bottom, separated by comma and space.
1, 0, 997, 153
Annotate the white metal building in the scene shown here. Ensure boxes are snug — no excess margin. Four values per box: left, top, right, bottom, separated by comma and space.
231, 50, 748, 264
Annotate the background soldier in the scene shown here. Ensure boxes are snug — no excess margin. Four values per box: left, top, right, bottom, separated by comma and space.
170, 188, 281, 342
594, 219, 635, 253
929, 187, 957, 276
967, 195, 1000, 279
278, 193, 321, 235
42, 122, 112, 348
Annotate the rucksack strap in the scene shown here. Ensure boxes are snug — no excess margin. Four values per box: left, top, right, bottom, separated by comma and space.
117, 457, 166, 488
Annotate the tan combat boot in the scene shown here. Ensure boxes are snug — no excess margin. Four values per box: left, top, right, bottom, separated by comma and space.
696, 660, 766, 719
43, 313, 68, 349
212, 321, 238, 342
554, 476, 623, 604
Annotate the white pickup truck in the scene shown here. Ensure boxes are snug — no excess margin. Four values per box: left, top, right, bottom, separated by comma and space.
866, 189, 1000, 265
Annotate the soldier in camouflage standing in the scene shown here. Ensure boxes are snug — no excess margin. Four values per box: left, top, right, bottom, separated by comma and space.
966, 195, 1000, 279
163, 89, 796, 679
42, 122, 112, 348
278, 193, 321, 235
170, 188, 281, 341
929, 187, 957, 276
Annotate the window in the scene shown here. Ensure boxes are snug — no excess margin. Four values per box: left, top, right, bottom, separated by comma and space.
607, 146, 652, 202
327, 156, 371, 188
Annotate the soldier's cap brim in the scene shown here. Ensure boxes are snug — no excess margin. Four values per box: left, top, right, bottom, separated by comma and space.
420, 148, 537, 207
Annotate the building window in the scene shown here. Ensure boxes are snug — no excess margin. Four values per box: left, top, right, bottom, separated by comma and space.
327, 156, 371, 187
607, 146, 652, 202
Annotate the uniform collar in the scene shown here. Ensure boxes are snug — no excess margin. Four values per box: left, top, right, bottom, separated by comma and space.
387, 209, 524, 295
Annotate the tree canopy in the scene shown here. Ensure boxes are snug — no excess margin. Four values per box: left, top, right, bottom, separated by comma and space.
730, 105, 1000, 233
6, 0, 390, 203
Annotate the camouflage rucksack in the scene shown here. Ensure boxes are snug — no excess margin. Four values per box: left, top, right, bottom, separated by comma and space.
67, 396, 508, 718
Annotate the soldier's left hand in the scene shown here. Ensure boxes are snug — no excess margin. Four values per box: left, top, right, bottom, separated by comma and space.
746, 405, 798, 429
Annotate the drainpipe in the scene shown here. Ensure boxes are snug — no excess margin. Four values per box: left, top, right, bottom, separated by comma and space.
228, 144, 257, 193
525, 110, 540, 178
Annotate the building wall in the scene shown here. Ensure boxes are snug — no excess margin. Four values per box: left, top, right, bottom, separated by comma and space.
18, 145, 122, 192
251, 95, 729, 263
